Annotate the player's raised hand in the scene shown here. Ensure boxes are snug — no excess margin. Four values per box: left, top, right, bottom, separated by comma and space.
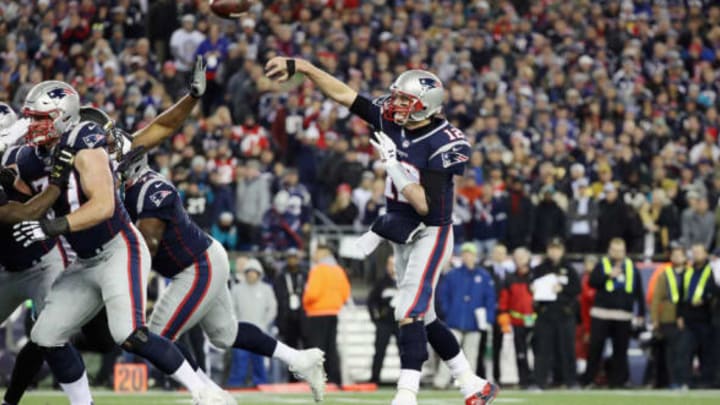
13, 218, 69, 246
264, 56, 297, 82
190, 56, 207, 98
370, 131, 398, 163
49, 145, 76, 189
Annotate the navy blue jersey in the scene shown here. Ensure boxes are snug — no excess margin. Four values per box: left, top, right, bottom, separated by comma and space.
350, 96, 470, 226
123, 169, 212, 278
15, 121, 135, 259
0, 145, 60, 271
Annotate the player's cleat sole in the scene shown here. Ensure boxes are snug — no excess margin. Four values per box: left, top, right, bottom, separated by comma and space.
289, 348, 327, 402
465, 382, 499, 405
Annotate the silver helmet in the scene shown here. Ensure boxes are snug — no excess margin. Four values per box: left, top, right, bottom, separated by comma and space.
79, 106, 132, 162
116, 146, 149, 184
381, 69, 444, 125
0, 102, 17, 131
23, 81, 80, 145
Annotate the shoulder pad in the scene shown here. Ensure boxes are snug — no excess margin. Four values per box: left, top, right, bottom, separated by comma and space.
62, 121, 107, 150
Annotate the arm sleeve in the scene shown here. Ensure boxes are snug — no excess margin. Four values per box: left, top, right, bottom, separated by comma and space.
137, 182, 179, 222
349, 95, 383, 129
427, 140, 472, 176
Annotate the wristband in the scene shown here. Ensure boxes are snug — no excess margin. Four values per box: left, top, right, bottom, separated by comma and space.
287, 59, 296, 77
42, 217, 70, 237
385, 161, 415, 193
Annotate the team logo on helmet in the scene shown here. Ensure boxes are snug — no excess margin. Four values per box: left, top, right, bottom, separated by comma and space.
0, 105, 10, 114
418, 77, 440, 90
46, 88, 75, 99
149, 189, 173, 207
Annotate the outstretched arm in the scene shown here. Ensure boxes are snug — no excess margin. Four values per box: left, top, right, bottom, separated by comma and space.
0, 185, 62, 224
131, 56, 206, 150
265, 57, 358, 107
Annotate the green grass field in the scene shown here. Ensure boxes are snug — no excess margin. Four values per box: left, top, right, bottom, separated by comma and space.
12, 389, 720, 405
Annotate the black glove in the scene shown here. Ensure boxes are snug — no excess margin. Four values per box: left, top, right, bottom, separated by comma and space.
0, 183, 7, 206
0, 166, 16, 189
49, 146, 76, 188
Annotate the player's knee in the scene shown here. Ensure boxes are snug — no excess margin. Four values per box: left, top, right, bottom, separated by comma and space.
206, 325, 237, 350
398, 319, 428, 370
120, 327, 151, 352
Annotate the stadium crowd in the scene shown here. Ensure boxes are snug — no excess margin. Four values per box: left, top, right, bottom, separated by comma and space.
1, 0, 720, 392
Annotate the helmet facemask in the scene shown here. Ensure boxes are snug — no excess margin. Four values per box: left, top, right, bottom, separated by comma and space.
382, 91, 425, 126
24, 109, 60, 146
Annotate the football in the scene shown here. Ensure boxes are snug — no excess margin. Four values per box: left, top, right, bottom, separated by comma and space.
209, 0, 252, 19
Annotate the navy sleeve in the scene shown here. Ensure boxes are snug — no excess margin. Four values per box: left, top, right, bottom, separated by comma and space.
137, 180, 178, 222
427, 127, 472, 176
349, 95, 384, 130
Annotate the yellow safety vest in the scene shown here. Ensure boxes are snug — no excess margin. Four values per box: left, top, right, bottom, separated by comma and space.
664, 266, 689, 304
683, 265, 712, 305
602, 257, 633, 294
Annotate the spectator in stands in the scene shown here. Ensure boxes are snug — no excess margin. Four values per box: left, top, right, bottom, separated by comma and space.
235, 159, 271, 249
504, 176, 534, 251
472, 183, 508, 257
681, 192, 715, 251
182, 181, 213, 231
210, 211, 237, 251
597, 183, 629, 253
303, 245, 351, 386
328, 183, 359, 226
531, 186, 566, 252
679, 243, 717, 388
566, 178, 598, 253
194, 23, 229, 115
273, 248, 307, 354
367, 255, 398, 385
261, 190, 304, 251
583, 238, 646, 388
650, 246, 688, 389
497, 247, 535, 388
228, 259, 278, 387
352, 171, 375, 227
640, 188, 680, 259
434, 243, 496, 388
532, 238, 580, 389
169, 14, 204, 81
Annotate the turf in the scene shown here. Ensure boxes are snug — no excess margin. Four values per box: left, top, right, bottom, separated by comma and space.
10, 389, 720, 405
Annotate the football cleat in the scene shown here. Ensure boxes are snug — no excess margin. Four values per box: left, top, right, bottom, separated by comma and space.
192, 387, 228, 405
465, 382, 499, 405
289, 348, 327, 402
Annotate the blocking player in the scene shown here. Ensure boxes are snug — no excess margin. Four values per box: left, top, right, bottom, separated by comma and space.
265, 58, 499, 405
11, 81, 225, 405
115, 146, 325, 402
0, 104, 76, 405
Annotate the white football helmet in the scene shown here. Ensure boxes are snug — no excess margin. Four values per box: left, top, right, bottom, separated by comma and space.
381, 69, 444, 125
0, 102, 17, 131
23, 81, 80, 145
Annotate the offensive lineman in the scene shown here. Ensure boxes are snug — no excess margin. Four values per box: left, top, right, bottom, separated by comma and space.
0, 104, 76, 405
117, 147, 325, 402
265, 58, 499, 405
11, 81, 226, 405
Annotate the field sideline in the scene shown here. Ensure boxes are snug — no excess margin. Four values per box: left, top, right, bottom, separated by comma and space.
11, 389, 720, 405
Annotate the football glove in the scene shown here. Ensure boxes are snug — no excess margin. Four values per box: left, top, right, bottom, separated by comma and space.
13, 217, 69, 247
49, 145, 76, 188
189, 56, 207, 98
369, 131, 398, 163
